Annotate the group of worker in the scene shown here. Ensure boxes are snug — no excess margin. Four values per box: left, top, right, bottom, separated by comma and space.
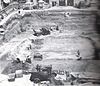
13, 56, 32, 66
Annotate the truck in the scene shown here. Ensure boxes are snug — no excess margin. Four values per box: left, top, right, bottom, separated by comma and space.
30, 65, 53, 83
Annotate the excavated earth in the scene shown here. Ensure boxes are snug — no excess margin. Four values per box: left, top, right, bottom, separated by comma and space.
0, 9, 100, 75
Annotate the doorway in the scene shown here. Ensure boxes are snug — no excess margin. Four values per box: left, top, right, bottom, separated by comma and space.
67, 0, 74, 6
52, 1, 57, 6
59, 0, 66, 6
44, 0, 49, 3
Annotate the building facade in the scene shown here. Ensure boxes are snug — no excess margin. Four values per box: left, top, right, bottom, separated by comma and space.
39, 0, 92, 7
0, 0, 97, 10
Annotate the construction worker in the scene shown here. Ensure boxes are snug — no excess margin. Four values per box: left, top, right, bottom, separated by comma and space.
65, 71, 76, 85
36, 64, 41, 72
76, 50, 82, 60
26, 56, 31, 64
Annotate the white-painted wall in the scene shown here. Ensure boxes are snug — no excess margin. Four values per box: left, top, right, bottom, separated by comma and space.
48, 0, 85, 7
0, 0, 2, 10
49, 0, 93, 6
33, 0, 37, 5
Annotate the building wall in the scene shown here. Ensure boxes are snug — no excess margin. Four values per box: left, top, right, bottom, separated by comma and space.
49, 0, 57, 7
49, 0, 80, 7
49, 0, 93, 7
33, 0, 37, 5
49, 0, 69, 7
0, 0, 2, 9
0, 0, 97, 10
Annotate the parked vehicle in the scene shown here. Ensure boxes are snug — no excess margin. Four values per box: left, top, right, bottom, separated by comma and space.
30, 65, 53, 83
33, 28, 50, 36
33, 53, 43, 61
8, 73, 15, 82
0, 29, 5, 35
